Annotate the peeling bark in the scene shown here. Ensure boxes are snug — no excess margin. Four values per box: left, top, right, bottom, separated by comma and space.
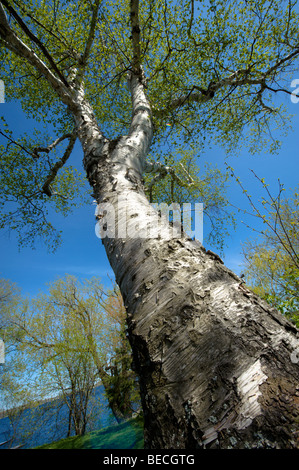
118, 234, 299, 449
82, 140, 299, 448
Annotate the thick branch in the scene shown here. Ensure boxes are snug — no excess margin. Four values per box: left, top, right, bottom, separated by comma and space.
144, 160, 194, 191
187, 0, 195, 37
68, 0, 102, 89
34, 133, 72, 155
126, 71, 153, 171
153, 70, 249, 116
80, 0, 101, 68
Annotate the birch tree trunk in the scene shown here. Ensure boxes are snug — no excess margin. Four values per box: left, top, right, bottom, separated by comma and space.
75, 73, 299, 449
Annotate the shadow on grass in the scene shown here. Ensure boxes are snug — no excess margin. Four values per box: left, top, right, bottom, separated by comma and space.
36, 416, 144, 450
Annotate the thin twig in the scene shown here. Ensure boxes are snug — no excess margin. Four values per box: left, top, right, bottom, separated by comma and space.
42, 129, 77, 197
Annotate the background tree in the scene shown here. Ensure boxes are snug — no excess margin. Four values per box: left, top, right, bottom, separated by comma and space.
0, 0, 298, 448
104, 287, 141, 420
1, 275, 139, 440
238, 180, 299, 327
49, 342, 99, 437
0, 372, 41, 448
0, 277, 20, 334
0, 279, 44, 447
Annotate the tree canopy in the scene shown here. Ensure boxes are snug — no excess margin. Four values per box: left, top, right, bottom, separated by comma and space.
1, 0, 298, 143
0, 0, 298, 250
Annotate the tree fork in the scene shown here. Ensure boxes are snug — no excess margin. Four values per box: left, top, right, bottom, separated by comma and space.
79, 97, 299, 447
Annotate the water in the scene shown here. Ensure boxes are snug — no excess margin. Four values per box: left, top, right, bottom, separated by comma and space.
0, 386, 117, 449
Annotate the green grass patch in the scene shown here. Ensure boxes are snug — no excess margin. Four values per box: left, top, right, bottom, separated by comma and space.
36, 416, 144, 449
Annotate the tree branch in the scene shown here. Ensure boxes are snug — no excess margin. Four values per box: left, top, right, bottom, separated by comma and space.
126, 71, 153, 171
13, 0, 71, 50
1, 0, 69, 88
42, 130, 77, 197
0, 129, 38, 159
155, 46, 299, 118
266, 47, 299, 77
0, 2, 76, 109
144, 160, 195, 201
65, 0, 102, 93
80, 0, 101, 69
228, 164, 299, 268
130, 0, 141, 75
257, 85, 276, 113
34, 133, 73, 155
187, 0, 194, 37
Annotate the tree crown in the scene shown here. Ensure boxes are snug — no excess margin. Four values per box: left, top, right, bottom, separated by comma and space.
0, 0, 298, 249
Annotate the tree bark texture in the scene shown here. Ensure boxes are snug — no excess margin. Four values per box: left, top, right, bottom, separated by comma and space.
107, 209, 299, 449
73, 75, 299, 449
95, 179, 299, 449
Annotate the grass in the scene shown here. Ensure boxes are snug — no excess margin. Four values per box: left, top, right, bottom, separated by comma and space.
36, 416, 144, 449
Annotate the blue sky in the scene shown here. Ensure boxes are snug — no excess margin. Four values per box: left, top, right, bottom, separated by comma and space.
0, 91, 298, 298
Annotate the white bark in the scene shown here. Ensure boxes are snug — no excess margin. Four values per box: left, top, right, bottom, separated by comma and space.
111, 232, 299, 448
85, 73, 299, 448
86, 72, 299, 448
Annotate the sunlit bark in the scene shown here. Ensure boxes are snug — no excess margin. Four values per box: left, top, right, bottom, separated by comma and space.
79, 72, 299, 449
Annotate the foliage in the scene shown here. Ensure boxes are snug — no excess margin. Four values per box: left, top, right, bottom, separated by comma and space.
0, 0, 298, 449
3, 0, 296, 146
1, 0, 298, 249
0, 119, 89, 250
102, 287, 140, 421
144, 146, 236, 252
105, 329, 140, 421
0, 277, 20, 333
0, 275, 140, 438
241, 186, 299, 327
